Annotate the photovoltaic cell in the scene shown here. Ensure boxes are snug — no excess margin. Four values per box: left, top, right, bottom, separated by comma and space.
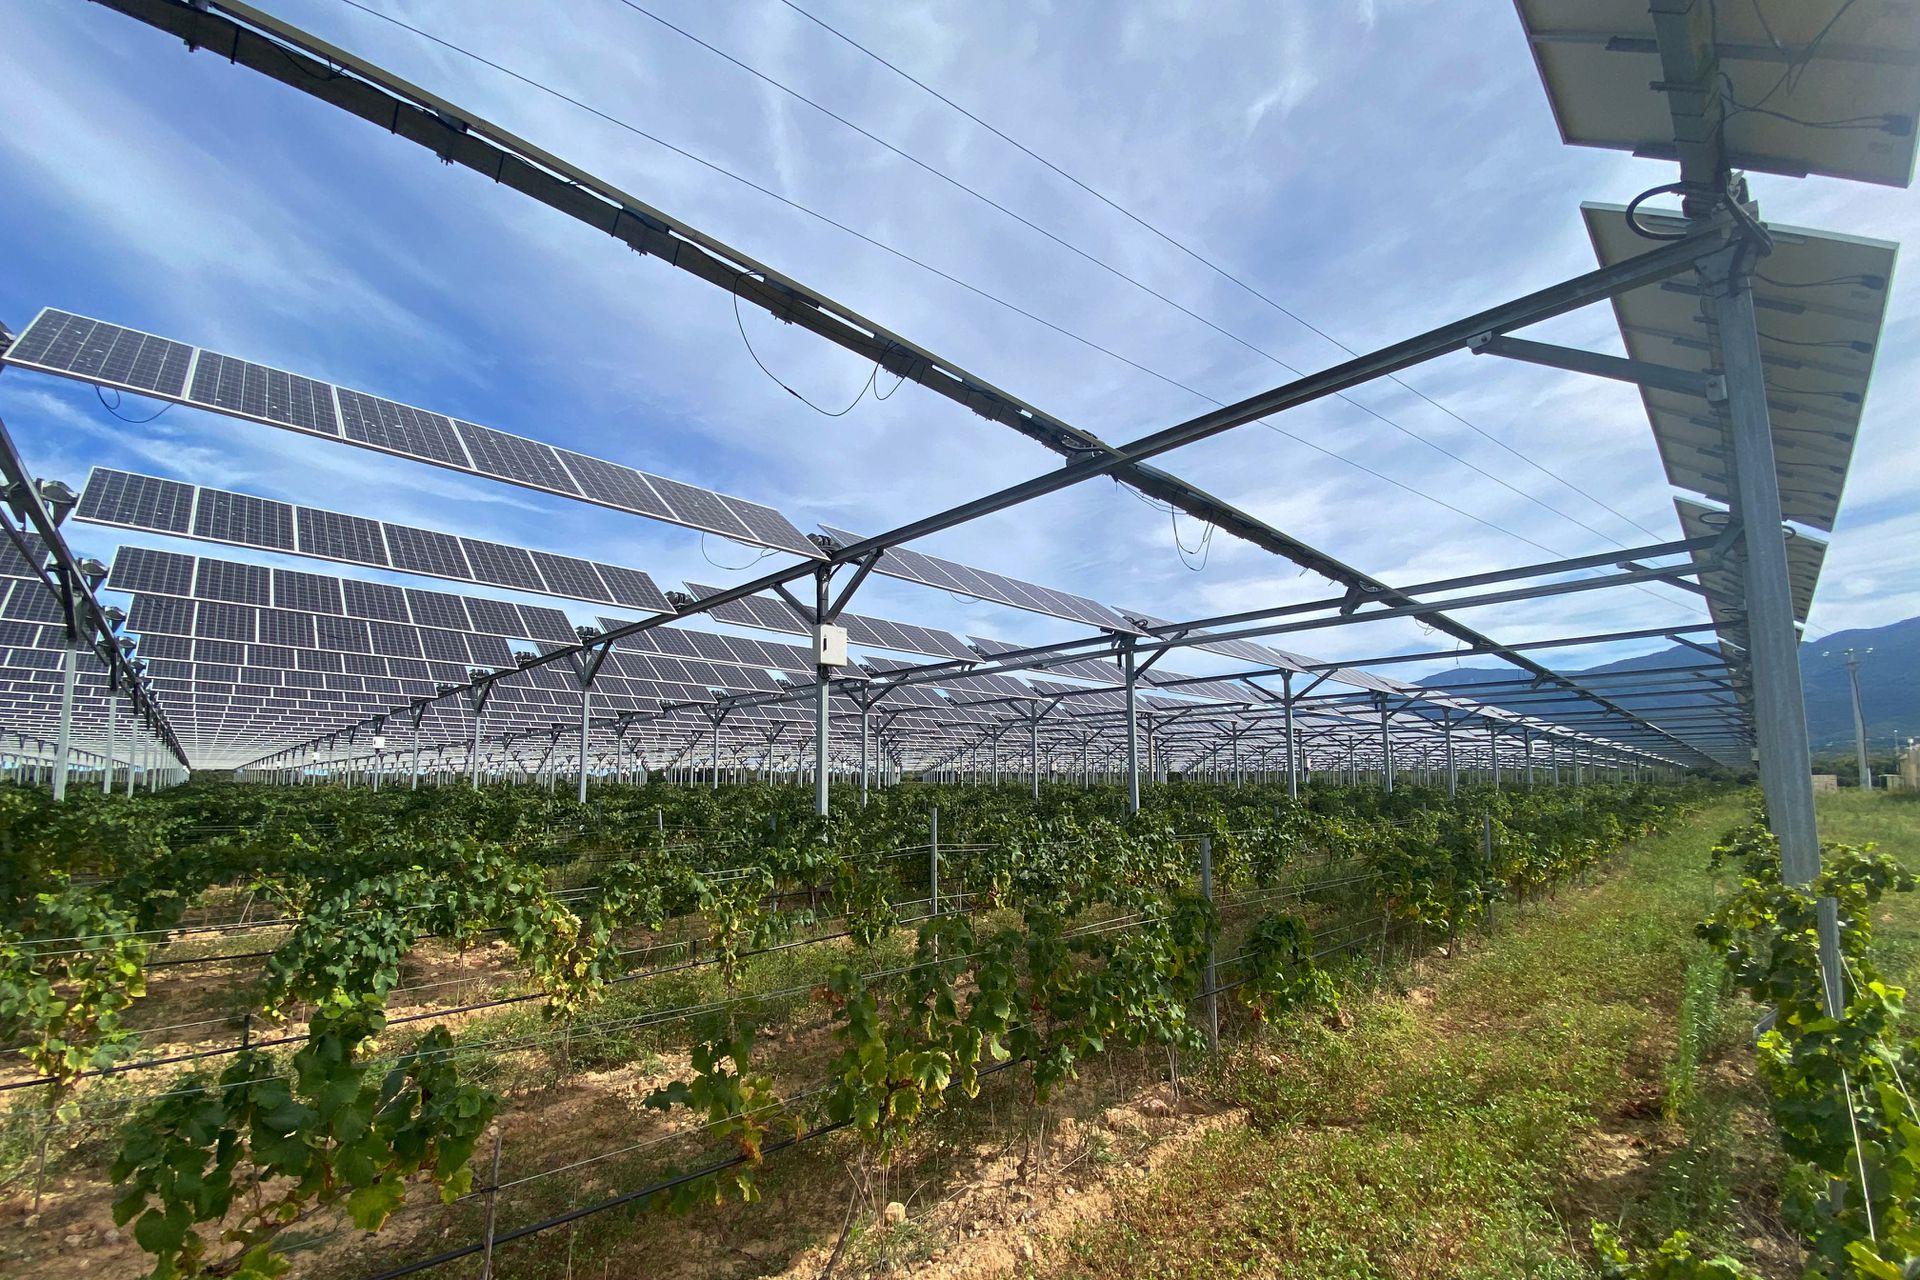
454, 421, 580, 494
383, 524, 471, 579
296, 508, 388, 566
189, 351, 339, 434
340, 579, 410, 623
528, 550, 611, 603
110, 547, 196, 597
195, 490, 295, 551
460, 539, 546, 592
3, 310, 193, 397
79, 469, 194, 534
194, 559, 271, 606
128, 595, 196, 636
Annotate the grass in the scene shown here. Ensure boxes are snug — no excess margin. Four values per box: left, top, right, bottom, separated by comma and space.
1047, 795, 1759, 1280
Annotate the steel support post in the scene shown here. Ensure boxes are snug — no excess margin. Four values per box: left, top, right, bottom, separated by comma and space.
1030, 717, 1040, 800
1124, 646, 1141, 813
467, 699, 484, 787
1378, 700, 1393, 794
1709, 243, 1838, 1010
1523, 731, 1534, 789
1489, 722, 1500, 790
859, 700, 871, 808
1443, 712, 1457, 798
1282, 670, 1298, 799
577, 684, 593, 803
1199, 834, 1219, 1051
813, 572, 831, 818
102, 692, 117, 796
711, 717, 721, 792
410, 716, 422, 791
52, 637, 80, 801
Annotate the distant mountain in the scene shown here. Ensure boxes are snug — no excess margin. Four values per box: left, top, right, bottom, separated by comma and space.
1416, 616, 1920, 753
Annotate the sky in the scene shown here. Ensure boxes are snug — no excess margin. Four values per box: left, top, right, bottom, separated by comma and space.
0, 0, 1915, 740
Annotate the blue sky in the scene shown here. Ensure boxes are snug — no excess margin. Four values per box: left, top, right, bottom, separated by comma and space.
1, 0, 1914, 693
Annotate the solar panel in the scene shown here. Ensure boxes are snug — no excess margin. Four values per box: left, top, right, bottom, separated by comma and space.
553, 449, 673, 518
78, 469, 194, 534
341, 578, 410, 623
516, 604, 577, 642
1514, 1, 1920, 189
257, 608, 316, 648
528, 550, 612, 603
194, 638, 245, 665
190, 351, 340, 434
336, 389, 468, 465
3, 585, 64, 624
193, 559, 271, 606
402, 588, 471, 632
646, 473, 755, 540
2, 310, 193, 397
194, 601, 256, 643
454, 421, 581, 493
1584, 203, 1894, 532
271, 567, 345, 614
382, 523, 472, 579
723, 497, 817, 557
194, 489, 295, 551
416, 628, 468, 663
315, 615, 371, 651
460, 538, 547, 592
367, 622, 422, 658
296, 508, 388, 566
109, 547, 196, 597
0, 533, 49, 579
594, 564, 674, 614
461, 596, 527, 637
819, 525, 1143, 634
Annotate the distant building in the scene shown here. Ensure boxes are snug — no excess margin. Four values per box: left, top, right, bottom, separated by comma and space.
1900, 745, 1920, 791
1812, 774, 1840, 793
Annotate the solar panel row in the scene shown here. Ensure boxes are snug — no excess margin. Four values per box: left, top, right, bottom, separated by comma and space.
107, 546, 576, 643
817, 526, 1141, 633
78, 468, 673, 613
7, 311, 820, 559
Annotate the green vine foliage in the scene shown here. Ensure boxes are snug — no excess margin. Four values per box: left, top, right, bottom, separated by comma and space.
643, 1031, 797, 1209
1697, 821, 1920, 1275
110, 995, 496, 1280
0, 880, 148, 1122
1591, 1223, 1760, 1278
1239, 912, 1339, 1022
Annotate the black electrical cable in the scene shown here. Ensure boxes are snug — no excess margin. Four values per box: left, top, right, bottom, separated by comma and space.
1624, 183, 1693, 241
94, 384, 173, 424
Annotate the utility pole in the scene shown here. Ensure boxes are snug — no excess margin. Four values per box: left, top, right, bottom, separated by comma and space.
1825, 647, 1873, 790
